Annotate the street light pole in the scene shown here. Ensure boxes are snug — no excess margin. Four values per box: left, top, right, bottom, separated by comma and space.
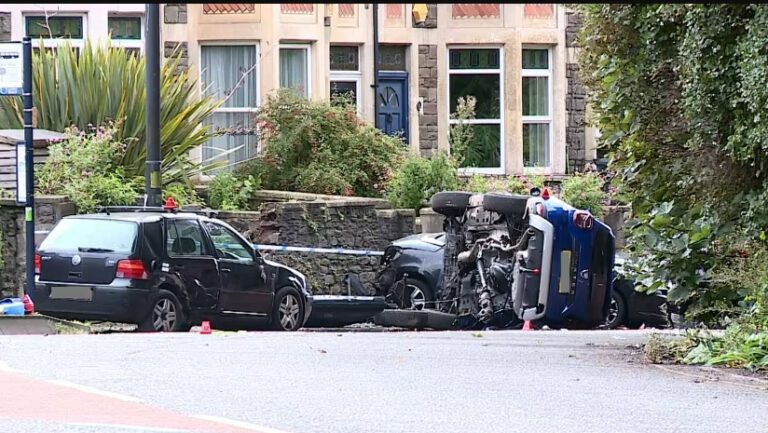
372, 3, 380, 129
22, 37, 35, 297
145, 3, 162, 206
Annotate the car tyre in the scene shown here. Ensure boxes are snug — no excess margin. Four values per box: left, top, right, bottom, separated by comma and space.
483, 193, 529, 220
605, 292, 627, 329
138, 289, 188, 332
431, 191, 473, 217
403, 278, 434, 311
272, 286, 305, 331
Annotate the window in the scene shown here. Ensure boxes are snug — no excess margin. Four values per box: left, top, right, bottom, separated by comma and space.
167, 220, 210, 257
25, 15, 85, 57
108, 16, 143, 54
522, 48, 552, 168
329, 45, 361, 110
448, 48, 503, 172
39, 219, 137, 254
378, 45, 406, 71
204, 222, 254, 263
200, 44, 259, 172
280, 45, 311, 98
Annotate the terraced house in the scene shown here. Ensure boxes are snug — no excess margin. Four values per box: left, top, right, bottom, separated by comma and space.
0, 3, 597, 176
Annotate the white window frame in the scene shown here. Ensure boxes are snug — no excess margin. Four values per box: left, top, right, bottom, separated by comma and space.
447, 46, 505, 175
279, 43, 312, 98
329, 45, 362, 113
107, 14, 144, 53
22, 13, 87, 51
522, 45, 554, 171
198, 42, 261, 179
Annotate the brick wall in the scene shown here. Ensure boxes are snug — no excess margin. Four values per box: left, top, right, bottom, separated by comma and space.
565, 10, 587, 173
0, 13, 10, 42
164, 4, 188, 24
164, 41, 189, 75
418, 44, 438, 156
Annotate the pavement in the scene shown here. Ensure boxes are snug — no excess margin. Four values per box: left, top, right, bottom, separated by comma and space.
0, 329, 766, 433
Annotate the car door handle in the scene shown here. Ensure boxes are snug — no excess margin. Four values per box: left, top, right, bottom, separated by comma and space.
221, 267, 231, 274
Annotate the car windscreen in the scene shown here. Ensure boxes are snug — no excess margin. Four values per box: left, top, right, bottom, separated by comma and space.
39, 218, 138, 254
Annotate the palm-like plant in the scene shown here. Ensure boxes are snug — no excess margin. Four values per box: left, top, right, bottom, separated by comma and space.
0, 39, 224, 182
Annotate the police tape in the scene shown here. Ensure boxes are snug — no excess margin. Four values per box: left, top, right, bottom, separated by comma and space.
253, 244, 384, 257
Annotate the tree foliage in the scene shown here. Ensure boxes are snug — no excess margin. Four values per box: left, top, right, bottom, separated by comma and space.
578, 4, 768, 319
0, 39, 222, 183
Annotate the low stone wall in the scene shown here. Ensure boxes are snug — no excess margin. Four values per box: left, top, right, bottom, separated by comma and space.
0, 196, 75, 297
217, 200, 415, 294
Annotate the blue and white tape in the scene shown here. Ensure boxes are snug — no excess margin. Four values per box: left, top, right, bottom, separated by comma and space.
253, 244, 384, 257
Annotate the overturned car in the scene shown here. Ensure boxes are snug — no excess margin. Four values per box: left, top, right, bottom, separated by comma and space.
377, 189, 615, 330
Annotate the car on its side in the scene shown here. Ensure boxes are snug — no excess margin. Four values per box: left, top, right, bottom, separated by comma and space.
376, 233, 669, 329
31, 207, 313, 332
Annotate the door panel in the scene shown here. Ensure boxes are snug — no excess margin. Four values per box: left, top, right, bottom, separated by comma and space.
165, 219, 221, 310
203, 221, 271, 314
376, 76, 408, 142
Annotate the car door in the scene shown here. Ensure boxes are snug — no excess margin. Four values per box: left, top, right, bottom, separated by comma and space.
202, 221, 271, 315
165, 218, 221, 310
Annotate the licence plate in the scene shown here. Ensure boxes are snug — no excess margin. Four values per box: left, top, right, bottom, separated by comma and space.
50, 286, 93, 301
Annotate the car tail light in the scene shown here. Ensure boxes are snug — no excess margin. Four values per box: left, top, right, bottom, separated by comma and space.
34, 254, 41, 274
535, 203, 547, 218
115, 259, 149, 280
573, 211, 594, 230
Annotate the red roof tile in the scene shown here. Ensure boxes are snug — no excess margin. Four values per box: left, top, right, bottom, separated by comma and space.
451, 4, 500, 19
281, 3, 314, 14
338, 4, 355, 17
203, 4, 255, 14
524, 4, 554, 18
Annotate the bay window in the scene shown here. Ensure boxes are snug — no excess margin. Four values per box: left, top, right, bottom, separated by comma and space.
280, 44, 311, 98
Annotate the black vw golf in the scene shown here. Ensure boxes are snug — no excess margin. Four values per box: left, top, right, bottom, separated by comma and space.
31, 207, 313, 332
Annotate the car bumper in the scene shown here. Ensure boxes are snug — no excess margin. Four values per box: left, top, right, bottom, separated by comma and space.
31, 279, 153, 323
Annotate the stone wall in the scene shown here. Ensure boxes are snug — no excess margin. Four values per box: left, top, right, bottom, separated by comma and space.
164, 4, 188, 24
218, 200, 415, 294
0, 12, 10, 41
164, 41, 189, 75
418, 44, 439, 156
565, 10, 587, 173
0, 196, 75, 297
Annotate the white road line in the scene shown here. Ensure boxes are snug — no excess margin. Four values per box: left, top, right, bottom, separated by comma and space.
192, 415, 294, 433
68, 422, 188, 432
47, 379, 143, 403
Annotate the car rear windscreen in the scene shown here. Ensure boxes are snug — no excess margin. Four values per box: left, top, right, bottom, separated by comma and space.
39, 218, 138, 254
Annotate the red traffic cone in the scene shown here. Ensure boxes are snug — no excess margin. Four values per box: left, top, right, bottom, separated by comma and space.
200, 320, 212, 335
522, 320, 534, 331
22, 294, 34, 315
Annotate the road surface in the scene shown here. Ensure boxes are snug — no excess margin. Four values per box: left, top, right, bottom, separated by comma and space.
0, 329, 765, 433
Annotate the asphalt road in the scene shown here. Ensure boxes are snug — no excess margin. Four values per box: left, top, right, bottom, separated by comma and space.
0, 329, 766, 433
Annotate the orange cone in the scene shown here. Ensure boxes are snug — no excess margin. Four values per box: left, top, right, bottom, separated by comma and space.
522, 320, 534, 331
200, 320, 212, 335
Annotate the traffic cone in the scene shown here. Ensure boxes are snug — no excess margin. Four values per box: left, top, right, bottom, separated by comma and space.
522, 320, 534, 331
200, 320, 212, 335
22, 294, 34, 315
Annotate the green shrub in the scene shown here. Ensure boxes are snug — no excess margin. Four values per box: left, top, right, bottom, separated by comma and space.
37, 125, 138, 213
255, 89, 402, 197
449, 96, 476, 168
0, 39, 222, 183
162, 181, 202, 207
387, 152, 459, 211
466, 174, 489, 193
560, 172, 606, 217
208, 172, 260, 211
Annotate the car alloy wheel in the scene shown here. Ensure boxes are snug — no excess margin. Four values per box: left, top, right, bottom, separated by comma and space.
279, 293, 301, 330
152, 298, 177, 332
408, 284, 427, 310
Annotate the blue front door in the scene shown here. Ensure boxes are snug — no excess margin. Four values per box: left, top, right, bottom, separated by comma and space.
376, 73, 408, 143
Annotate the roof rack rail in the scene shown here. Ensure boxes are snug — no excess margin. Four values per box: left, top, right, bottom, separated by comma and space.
96, 206, 219, 218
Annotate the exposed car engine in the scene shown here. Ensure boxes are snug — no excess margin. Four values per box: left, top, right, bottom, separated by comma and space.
433, 191, 535, 328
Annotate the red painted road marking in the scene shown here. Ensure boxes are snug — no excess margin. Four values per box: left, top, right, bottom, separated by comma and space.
0, 369, 287, 433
